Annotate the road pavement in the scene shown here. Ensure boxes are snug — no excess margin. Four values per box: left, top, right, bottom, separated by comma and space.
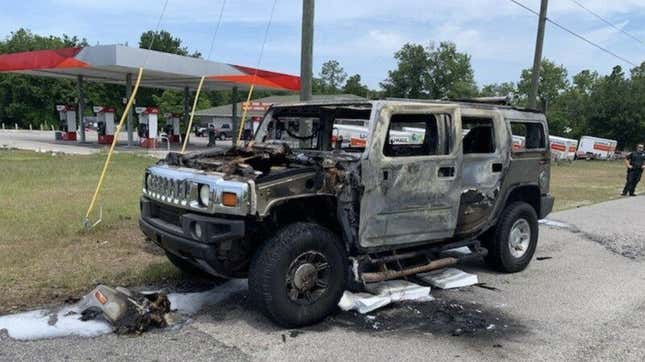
0, 130, 231, 157
1, 197, 644, 361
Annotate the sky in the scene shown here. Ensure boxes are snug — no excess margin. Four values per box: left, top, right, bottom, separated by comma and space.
1, 0, 645, 89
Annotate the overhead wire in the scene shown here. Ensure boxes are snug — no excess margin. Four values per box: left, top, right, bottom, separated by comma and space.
84, 0, 170, 229
568, 0, 645, 47
181, 0, 227, 153
235, 0, 279, 146
508, 0, 638, 68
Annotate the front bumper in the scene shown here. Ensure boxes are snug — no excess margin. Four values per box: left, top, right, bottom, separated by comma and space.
139, 197, 246, 277
540, 194, 555, 219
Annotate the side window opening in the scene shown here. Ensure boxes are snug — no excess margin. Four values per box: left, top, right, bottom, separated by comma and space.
383, 113, 451, 157
462, 117, 495, 154
510, 121, 545, 151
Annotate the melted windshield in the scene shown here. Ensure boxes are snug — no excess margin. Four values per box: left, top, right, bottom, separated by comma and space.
254, 104, 373, 152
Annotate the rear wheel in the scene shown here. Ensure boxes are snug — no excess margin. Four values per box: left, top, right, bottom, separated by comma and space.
483, 201, 538, 273
249, 222, 347, 327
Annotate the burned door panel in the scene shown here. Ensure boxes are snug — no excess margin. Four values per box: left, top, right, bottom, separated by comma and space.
359, 103, 463, 248
456, 111, 509, 235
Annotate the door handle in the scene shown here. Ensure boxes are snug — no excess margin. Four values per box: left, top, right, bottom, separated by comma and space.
492, 163, 503, 173
438, 166, 455, 178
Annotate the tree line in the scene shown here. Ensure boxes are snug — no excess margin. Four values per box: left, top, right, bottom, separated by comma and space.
1, 28, 644, 148
318, 41, 645, 149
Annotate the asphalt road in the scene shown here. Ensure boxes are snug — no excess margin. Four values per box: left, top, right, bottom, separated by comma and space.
2, 197, 644, 362
0, 130, 231, 156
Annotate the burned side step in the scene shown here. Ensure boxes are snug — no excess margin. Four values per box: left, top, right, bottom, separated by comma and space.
358, 241, 487, 283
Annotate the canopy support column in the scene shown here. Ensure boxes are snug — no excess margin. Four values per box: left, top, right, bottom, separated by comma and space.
125, 73, 133, 147
183, 86, 190, 146
231, 87, 239, 147
77, 75, 86, 143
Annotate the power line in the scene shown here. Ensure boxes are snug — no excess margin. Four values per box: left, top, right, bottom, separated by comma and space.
568, 0, 645, 47
508, 0, 638, 67
206, 0, 227, 61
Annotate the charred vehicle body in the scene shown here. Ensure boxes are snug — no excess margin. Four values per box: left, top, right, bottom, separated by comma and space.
139, 99, 553, 327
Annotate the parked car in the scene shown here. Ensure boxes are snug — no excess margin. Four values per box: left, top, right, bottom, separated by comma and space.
139, 98, 553, 327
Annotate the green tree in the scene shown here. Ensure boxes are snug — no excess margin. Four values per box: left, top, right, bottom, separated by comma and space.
319, 60, 347, 94
342, 74, 369, 97
153, 89, 211, 117
479, 82, 517, 100
426, 42, 478, 99
380, 43, 429, 98
139, 30, 201, 58
517, 59, 569, 109
381, 42, 477, 99
587, 66, 640, 148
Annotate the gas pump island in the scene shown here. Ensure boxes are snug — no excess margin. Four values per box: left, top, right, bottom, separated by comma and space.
56, 105, 77, 141
94, 106, 116, 144
164, 113, 181, 143
136, 107, 159, 148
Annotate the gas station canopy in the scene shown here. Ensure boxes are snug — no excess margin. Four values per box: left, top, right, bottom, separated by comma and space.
0, 45, 300, 91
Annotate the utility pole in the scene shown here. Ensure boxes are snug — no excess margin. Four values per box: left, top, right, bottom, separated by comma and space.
300, 0, 314, 101
528, 0, 548, 110
77, 75, 86, 143
126, 73, 133, 147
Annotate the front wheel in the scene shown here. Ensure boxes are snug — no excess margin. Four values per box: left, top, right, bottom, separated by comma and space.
249, 222, 347, 327
483, 202, 538, 273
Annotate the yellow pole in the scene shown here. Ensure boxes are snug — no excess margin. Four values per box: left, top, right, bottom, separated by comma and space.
235, 84, 256, 146
84, 67, 144, 225
181, 75, 206, 153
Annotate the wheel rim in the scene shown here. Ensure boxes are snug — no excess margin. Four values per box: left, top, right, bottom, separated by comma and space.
286, 251, 330, 305
508, 218, 531, 258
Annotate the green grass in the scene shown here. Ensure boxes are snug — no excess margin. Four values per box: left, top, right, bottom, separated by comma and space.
549, 159, 644, 211
0, 149, 181, 313
0, 149, 641, 312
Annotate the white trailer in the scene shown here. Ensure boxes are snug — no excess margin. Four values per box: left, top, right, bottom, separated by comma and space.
576, 136, 617, 160
549, 135, 578, 161
331, 124, 421, 148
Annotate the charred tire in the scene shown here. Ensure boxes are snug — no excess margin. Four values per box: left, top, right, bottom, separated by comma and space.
483, 201, 538, 273
249, 222, 347, 327
165, 252, 210, 278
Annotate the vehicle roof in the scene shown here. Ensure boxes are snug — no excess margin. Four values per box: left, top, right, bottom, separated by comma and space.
269, 98, 545, 118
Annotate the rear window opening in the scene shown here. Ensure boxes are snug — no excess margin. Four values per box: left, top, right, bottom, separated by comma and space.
510, 121, 545, 151
462, 117, 495, 154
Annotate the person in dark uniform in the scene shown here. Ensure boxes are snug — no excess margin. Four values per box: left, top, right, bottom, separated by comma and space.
622, 144, 645, 196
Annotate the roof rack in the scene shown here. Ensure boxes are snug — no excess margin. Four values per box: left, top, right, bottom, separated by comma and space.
385, 96, 512, 106
451, 96, 512, 105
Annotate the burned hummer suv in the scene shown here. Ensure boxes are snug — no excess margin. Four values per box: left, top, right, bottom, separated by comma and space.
139, 98, 553, 327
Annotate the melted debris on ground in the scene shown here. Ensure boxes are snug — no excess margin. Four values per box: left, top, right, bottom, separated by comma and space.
77, 285, 173, 335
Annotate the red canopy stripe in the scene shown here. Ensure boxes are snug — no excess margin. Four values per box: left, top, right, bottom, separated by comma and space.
208, 64, 300, 91
0, 47, 89, 71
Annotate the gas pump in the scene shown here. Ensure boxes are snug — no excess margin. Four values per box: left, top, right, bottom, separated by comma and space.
94, 106, 116, 144
56, 105, 77, 141
136, 107, 159, 148
164, 113, 181, 143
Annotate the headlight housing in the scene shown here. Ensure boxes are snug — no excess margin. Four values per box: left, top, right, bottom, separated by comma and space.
198, 184, 210, 206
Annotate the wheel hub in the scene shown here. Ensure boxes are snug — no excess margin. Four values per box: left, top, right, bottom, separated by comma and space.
293, 263, 317, 291
509, 218, 531, 258
286, 251, 330, 304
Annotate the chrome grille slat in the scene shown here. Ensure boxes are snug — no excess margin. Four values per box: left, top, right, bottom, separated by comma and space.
142, 165, 251, 216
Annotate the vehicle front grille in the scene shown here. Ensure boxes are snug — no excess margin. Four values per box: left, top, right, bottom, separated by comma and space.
145, 173, 194, 206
